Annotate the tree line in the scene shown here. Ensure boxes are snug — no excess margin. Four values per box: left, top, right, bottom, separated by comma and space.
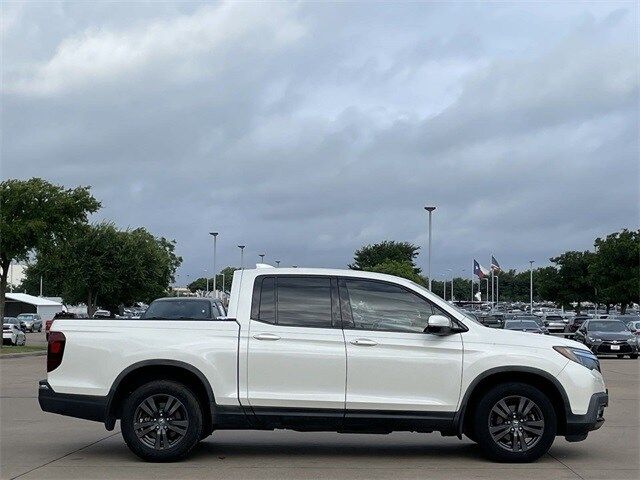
1, 178, 182, 316
349, 231, 639, 313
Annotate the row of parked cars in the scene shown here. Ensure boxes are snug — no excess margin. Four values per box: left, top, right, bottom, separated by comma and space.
462, 309, 640, 359
2, 313, 44, 346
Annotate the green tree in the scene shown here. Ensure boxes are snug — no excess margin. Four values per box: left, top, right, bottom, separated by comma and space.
349, 241, 421, 274
187, 266, 238, 294
369, 260, 425, 285
590, 229, 639, 314
20, 223, 181, 315
549, 251, 595, 313
0, 178, 100, 320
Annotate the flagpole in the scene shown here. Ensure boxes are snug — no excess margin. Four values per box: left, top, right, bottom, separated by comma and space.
485, 278, 489, 303
496, 275, 499, 306
470, 261, 473, 302
490, 256, 494, 308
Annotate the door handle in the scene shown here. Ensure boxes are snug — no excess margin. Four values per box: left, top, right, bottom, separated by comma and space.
253, 333, 281, 341
350, 338, 377, 347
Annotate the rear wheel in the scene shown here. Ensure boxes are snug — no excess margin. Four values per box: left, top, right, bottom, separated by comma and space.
121, 380, 203, 462
617, 355, 624, 359
473, 382, 556, 462
630, 354, 638, 359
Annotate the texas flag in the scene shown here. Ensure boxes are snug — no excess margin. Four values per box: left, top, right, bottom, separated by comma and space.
491, 255, 501, 272
473, 259, 489, 279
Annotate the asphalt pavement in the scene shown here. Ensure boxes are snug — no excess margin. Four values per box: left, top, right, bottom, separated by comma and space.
1, 355, 638, 480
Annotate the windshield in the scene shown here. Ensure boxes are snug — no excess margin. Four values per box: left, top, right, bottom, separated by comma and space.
17, 314, 35, 319
142, 300, 211, 320
588, 321, 628, 332
3, 318, 19, 325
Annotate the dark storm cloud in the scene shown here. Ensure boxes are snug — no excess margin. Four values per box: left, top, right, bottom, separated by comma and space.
2, 1, 638, 282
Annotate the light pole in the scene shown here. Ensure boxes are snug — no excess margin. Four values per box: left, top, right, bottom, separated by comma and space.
424, 206, 436, 291
259, 253, 265, 264
529, 260, 535, 313
443, 275, 446, 300
275, 260, 280, 268
209, 232, 218, 297
448, 268, 453, 301
204, 269, 209, 294
238, 245, 245, 269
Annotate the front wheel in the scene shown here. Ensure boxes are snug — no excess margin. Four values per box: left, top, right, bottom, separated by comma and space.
630, 354, 638, 359
121, 380, 203, 462
473, 382, 557, 462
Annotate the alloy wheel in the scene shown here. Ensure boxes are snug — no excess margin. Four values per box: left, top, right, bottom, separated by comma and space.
488, 395, 545, 452
133, 394, 189, 450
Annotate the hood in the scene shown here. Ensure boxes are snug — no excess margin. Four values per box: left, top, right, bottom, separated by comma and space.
589, 331, 634, 341
483, 325, 585, 349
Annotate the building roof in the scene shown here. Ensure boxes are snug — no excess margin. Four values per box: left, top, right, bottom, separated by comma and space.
5, 293, 63, 306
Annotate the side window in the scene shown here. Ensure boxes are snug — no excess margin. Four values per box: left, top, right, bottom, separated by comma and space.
276, 277, 333, 328
344, 279, 445, 333
258, 277, 276, 324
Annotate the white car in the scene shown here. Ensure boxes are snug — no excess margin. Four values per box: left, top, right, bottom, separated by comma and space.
3, 323, 26, 346
39, 267, 607, 463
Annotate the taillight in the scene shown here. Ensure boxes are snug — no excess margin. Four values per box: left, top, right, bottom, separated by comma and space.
47, 331, 66, 372
45, 320, 53, 332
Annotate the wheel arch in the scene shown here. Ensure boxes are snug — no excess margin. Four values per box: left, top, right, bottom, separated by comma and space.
105, 360, 216, 435
456, 366, 570, 437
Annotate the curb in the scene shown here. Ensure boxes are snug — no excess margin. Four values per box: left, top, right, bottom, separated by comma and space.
0, 351, 46, 359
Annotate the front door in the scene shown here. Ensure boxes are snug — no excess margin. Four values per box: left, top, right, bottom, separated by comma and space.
339, 278, 463, 415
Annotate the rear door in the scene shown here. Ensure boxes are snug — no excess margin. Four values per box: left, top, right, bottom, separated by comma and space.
246, 275, 347, 413
340, 278, 463, 414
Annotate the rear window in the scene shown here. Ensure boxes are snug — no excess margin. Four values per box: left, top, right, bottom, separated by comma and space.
142, 300, 211, 320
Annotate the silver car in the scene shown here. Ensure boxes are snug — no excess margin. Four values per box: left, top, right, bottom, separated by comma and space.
17, 313, 42, 332
3, 322, 26, 346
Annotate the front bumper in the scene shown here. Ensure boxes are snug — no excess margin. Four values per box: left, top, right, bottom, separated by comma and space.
38, 380, 108, 423
590, 342, 638, 355
564, 391, 608, 442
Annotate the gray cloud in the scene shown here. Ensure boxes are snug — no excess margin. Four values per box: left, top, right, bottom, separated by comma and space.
2, 1, 638, 283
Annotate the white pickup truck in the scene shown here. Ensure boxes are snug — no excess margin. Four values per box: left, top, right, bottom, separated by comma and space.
39, 267, 608, 462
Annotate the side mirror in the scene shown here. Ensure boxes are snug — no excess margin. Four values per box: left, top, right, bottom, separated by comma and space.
425, 315, 453, 336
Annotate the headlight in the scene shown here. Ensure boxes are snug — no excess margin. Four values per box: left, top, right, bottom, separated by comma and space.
627, 338, 637, 344
554, 346, 600, 371
587, 336, 601, 343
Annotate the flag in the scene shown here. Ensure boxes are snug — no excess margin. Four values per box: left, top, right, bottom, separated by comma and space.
491, 255, 501, 272
474, 259, 489, 279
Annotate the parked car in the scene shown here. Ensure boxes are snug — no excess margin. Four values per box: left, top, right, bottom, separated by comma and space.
565, 315, 590, 334
626, 320, 640, 335
141, 297, 226, 320
481, 313, 504, 328
16, 313, 43, 332
3, 316, 26, 332
503, 319, 545, 334
3, 322, 26, 346
543, 315, 567, 333
574, 320, 638, 359
513, 315, 549, 334
40, 267, 607, 463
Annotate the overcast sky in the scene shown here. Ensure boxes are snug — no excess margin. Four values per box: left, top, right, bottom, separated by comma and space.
2, 1, 638, 284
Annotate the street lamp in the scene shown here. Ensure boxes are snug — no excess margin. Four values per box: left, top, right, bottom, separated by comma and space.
238, 245, 245, 270
448, 268, 453, 301
259, 253, 265, 264
275, 260, 280, 268
424, 206, 436, 291
442, 275, 446, 300
529, 260, 535, 313
204, 269, 209, 293
209, 232, 218, 298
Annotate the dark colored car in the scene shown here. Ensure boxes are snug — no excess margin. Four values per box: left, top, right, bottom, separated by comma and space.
480, 314, 505, 328
513, 315, 549, 334
141, 297, 227, 320
574, 320, 639, 359
566, 315, 590, 334
503, 319, 545, 334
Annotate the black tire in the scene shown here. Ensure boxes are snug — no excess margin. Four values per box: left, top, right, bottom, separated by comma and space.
630, 354, 638, 359
473, 382, 556, 462
121, 380, 203, 462
617, 355, 624, 359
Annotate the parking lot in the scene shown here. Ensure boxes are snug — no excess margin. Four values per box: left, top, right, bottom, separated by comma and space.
1, 355, 638, 480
